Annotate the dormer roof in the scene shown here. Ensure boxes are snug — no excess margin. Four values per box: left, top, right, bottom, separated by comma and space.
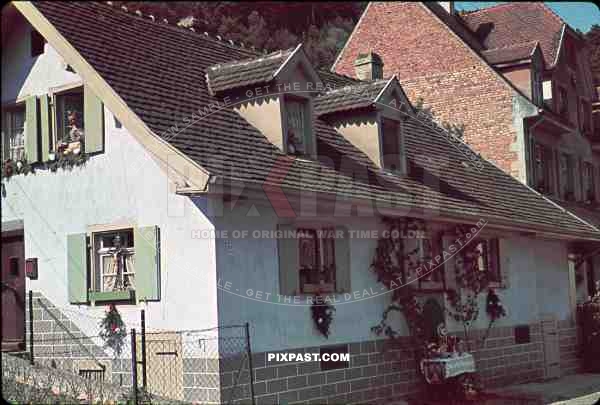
206, 43, 323, 96
481, 41, 541, 66
206, 47, 296, 95
315, 76, 412, 117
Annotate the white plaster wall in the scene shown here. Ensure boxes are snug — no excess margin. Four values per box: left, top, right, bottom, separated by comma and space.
446, 236, 571, 333
214, 201, 573, 352
2, 19, 218, 342
212, 201, 403, 353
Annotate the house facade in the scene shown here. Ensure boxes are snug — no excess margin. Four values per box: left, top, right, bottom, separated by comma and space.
2, 2, 600, 405
333, 1, 600, 303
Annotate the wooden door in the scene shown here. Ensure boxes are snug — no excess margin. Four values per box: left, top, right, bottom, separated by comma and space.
1, 234, 25, 351
540, 315, 560, 379
142, 332, 184, 400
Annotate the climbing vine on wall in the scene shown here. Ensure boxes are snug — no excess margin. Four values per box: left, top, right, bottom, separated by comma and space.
445, 225, 506, 350
370, 217, 430, 352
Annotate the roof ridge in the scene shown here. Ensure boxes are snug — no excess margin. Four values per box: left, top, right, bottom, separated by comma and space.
320, 78, 388, 95
460, 3, 517, 16
207, 47, 295, 72
103, 1, 262, 56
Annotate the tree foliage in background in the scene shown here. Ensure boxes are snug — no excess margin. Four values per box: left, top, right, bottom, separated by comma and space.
114, 1, 365, 68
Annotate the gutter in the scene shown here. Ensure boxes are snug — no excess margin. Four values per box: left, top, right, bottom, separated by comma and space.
177, 177, 600, 243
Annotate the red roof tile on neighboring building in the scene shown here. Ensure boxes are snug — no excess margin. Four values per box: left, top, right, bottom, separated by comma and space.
461, 2, 564, 66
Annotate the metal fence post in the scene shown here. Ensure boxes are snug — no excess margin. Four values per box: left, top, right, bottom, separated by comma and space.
245, 322, 256, 405
140, 309, 147, 389
131, 329, 138, 405
29, 290, 34, 365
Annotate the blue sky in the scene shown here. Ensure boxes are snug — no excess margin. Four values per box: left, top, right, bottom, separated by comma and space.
456, 2, 600, 32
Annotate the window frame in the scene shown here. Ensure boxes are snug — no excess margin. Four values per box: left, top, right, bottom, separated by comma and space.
90, 227, 136, 294
583, 162, 595, 203
416, 231, 446, 291
1, 103, 26, 162
559, 152, 575, 201
466, 237, 502, 286
380, 117, 404, 173
297, 226, 336, 295
533, 142, 554, 195
557, 85, 569, 117
283, 94, 313, 158
49, 82, 84, 153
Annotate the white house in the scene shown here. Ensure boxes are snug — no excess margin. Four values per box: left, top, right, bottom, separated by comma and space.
2, 2, 599, 404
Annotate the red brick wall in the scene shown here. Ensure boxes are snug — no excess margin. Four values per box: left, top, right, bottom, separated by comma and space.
334, 2, 524, 177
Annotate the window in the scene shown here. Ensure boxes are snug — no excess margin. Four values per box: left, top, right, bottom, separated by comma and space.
557, 86, 568, 116
415, 233, 445, 289
531, 69, 542, 106
30, 30, 45, 57
533, 143, 554, 194
92, 229, 135, 293
55, 89, 85, 150
559, 153, 575, 200
2, 106, 26, 161
381, 118, 402, 172
542, 80, 553, 106
468, 238, 501, 284
285, 97, 310, 157
298, 228, 336, 294
583, 162, 595, 203
579, 100, 591, 134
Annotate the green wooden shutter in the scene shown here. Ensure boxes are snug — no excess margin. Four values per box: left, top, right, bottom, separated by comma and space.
84, 84, 104, 154
134, 226, 160, 301
335, 225, 351, 293
67, 233, 88, 304
40, 94, 51, 162
278, 224, 298, 296
25, 95, 39, 163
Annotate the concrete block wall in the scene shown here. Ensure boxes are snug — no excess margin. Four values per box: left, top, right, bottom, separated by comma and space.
219, 321, 584, 405
24, 292, 132, 388
558, 319, 581, 376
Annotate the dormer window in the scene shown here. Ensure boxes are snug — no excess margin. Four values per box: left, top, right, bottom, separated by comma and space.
381, 118, 403, 172
285, 95, 313, 158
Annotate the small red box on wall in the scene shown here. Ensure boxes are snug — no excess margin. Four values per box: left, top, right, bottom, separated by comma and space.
25, 258, 38, 279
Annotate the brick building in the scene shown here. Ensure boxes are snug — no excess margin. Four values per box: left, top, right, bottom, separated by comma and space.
334, 0, 600, 308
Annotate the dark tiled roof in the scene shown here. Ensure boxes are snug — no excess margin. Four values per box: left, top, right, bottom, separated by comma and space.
30, 2, 600, 240
206, 47, 295, 95
549, 199, 600, 229
460, 3, 564, 66
318, 70, 360, 89
315, 79, 388, 116
482, 41, 538, 65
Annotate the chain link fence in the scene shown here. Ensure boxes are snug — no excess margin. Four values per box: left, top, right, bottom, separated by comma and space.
141, 325, 255, 405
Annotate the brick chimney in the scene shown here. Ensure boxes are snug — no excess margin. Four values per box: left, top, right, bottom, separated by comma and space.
438, 2, 455, 14
354, 52, 384, 81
